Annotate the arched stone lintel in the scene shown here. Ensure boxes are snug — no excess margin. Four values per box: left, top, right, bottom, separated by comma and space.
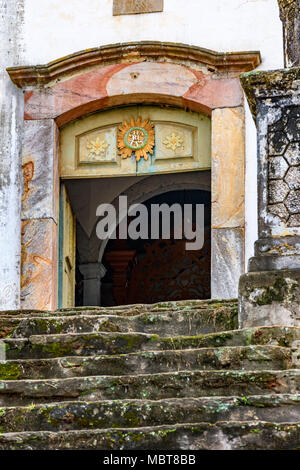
22, 59, 245, 127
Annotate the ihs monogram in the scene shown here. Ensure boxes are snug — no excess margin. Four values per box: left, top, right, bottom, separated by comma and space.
117, 117, 155, 162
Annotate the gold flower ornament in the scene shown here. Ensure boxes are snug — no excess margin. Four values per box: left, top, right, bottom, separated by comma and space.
86, 137, 109, 159
163, 132, 184, 151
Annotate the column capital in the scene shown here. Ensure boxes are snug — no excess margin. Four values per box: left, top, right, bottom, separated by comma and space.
240, 67, 300, 120
278, 0, 299, 20
79, 262, 106, 281
79, 262, 107, 307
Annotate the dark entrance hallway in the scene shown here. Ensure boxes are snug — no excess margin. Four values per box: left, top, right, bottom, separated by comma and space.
101, 189, 211, 306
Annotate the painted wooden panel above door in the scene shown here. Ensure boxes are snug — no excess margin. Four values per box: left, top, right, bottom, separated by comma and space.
60, 106, 211, 179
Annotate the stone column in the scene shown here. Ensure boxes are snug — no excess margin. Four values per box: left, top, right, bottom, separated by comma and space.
0, 1, 24, 310
21, 120, 59, 310
211, 107, 245, 299
278, 0, 300, 67
79, 263, 106, 306
105, 251, 136, 305
239, 68, 300, 327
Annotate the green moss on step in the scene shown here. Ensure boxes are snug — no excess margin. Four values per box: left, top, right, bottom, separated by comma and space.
0, 363, 22, 380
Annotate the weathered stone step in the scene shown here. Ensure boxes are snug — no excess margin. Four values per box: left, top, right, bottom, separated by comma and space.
4, 305, 238, 339
0, 345, 294, 381
3, 326, 300, 359
0, 421, 300, 450
3, 332, 158, 359
0, 299, 237, 318
1, 395, 300, 433
0, 318, 20, 339
1, 370, 300, 406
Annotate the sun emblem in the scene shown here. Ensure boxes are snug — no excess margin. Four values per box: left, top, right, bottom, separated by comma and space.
118, 117, 155, 162
86, 137, 109, 159
163, 132, 184, 152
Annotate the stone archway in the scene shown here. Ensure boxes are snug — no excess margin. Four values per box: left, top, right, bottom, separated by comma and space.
10, 42, 260, 310
97, 170, 211, 264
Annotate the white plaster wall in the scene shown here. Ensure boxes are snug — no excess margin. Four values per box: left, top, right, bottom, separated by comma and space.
21, 0, 284, 271
0, 0, 25, 310
244, 100, 258, 268
22, 0, 283, 69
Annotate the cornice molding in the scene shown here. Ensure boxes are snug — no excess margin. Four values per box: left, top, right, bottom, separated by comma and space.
7, 41, 261, 88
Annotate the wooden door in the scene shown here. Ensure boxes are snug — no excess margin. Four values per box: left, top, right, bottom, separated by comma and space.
58, 184, 76, 308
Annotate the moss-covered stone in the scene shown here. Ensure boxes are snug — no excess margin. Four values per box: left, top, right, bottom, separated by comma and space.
0, 301, 300, 449
0, 363, 22, 380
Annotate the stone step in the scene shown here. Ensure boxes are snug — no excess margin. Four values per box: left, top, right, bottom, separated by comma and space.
0, 421, 300, 450
3, 326, 300, 359
1, 370, 300, 406
0, 345, 294, 381
4, 304, 238, 339
3, 332, 158, 359
0, 395, 300, 433
0, 319, 20, 339
0, 299, 237, 318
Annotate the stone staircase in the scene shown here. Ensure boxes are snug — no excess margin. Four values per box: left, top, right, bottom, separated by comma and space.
0, 299, 300, 450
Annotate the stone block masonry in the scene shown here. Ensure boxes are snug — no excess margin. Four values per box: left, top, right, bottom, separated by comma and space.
21, 120, 59, 311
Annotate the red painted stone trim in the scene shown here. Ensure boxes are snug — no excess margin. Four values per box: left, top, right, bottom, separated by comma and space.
24, 62, 244, 126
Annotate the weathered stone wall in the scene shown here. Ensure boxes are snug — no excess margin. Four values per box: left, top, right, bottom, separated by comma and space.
21, 120, 59, 310
0, 0, 25, 310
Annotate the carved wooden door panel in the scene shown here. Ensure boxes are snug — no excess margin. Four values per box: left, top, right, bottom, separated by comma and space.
58, 184, 76, 308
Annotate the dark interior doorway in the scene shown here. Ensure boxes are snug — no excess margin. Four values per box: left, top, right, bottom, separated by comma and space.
101, 189, 211, 306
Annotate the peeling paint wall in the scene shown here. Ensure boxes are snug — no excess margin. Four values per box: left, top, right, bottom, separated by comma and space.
0, 0, 25, 310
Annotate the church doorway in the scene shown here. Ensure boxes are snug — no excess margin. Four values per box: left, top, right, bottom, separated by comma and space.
58, 105, 213, 308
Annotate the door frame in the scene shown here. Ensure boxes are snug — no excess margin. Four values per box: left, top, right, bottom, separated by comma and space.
14, 42, 253, 309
